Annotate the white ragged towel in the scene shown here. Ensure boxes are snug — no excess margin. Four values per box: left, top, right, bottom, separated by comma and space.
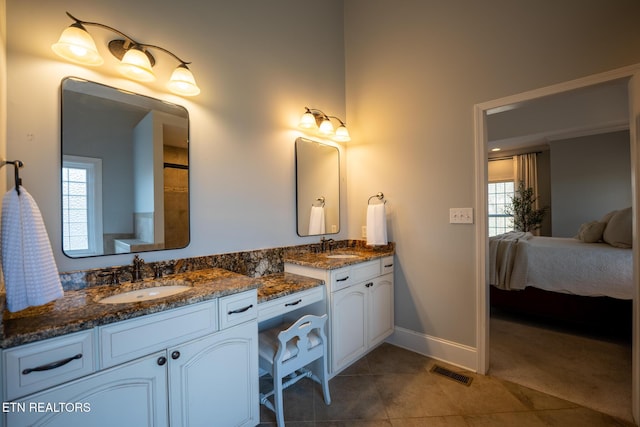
308, 206, 326, 235
1, 186, 63, 312
366, 203, 388, 246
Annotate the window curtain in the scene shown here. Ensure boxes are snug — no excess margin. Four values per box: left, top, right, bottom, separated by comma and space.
514, 152, 539, 234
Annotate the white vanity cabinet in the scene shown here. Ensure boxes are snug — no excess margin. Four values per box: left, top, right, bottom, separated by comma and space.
285, 255, 394, 376
2, 290, 259, 427
169, 292, 258, 427
6, 351, 169, 427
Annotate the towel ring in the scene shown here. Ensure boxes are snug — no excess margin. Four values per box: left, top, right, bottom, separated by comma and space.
368, 192, 386, 205
312, 196, 325, 207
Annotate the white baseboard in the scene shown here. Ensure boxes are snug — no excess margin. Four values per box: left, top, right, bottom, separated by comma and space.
386, 326, 478, 372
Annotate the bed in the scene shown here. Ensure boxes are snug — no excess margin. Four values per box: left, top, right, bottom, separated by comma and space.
489, 209, 634, 333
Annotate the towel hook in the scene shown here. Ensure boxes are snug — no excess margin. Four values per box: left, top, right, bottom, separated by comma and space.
368, 192, 385, 205
1, 160, 24, 195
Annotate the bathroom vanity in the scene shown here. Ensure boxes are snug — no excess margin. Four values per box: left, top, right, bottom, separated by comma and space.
284, 251, 394, 376
0, 269, 261, 427
0, 243, 394, 426
4, 294, 258, 427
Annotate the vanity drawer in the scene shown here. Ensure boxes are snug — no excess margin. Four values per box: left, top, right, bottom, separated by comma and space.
219, 290, 258, 330
3, 330, 95, 400
381, 256, 394, 275
99, 300, 217, 369
331, 260, 380, 292
258, 286, 324, 322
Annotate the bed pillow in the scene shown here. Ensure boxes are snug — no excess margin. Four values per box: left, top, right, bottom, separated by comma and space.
602, 207, 632, 248
576, 221, 606, 243
600, 209, 618, 224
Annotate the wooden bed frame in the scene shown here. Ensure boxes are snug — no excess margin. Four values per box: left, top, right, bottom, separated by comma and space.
490, 285, 632, 337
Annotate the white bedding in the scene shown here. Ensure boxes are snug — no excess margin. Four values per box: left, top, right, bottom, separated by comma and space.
489, 233, 633, 300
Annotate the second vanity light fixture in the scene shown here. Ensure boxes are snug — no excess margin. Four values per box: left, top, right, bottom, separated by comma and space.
299, 107, 351, 142
51, 12, 201, 97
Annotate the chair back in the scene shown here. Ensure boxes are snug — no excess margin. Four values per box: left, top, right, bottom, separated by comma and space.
275, 314, 328, 374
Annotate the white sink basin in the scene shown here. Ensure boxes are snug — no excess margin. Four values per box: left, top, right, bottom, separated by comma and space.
325, 254, 360, 259
99, 285, 191, 304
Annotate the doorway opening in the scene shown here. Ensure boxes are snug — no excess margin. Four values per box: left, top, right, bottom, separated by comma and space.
474, 65, 640, 424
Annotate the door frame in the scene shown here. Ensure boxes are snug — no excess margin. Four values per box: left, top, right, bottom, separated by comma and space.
473, 63, 640, 423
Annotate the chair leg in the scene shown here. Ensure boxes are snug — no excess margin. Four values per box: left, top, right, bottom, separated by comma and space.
274, 373, 285, 427
318, 355, 331, 405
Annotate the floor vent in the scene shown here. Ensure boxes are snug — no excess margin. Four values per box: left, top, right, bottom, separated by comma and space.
430, 365, 473, 386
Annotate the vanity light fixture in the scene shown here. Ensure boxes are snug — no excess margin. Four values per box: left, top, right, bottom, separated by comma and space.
299, 107, 351, 142
52, 12, 201, 96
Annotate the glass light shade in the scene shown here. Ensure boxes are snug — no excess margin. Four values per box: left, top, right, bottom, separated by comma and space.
319, 118, 334, 135
119, 48, 156, 82
168, 65, 201, 96
333, 125, 351, 142
51, 24, 104, 66
298, 112, 317, 129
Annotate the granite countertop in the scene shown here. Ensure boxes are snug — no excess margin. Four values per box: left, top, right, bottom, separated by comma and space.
257, 272, 324, 303
0, 246, 393, 349
283, 245, 395, 270
0, 268, 326, 349
0, 268, 260, 349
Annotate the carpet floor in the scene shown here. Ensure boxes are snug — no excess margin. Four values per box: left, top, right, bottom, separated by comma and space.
489, 311, 633, 423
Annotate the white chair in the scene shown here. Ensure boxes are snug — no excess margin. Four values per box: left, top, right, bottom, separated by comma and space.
258, 314, 331, 426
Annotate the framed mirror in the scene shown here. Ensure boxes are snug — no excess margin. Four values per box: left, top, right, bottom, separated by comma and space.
295, 137, 340, 236
61, 77, 190, 258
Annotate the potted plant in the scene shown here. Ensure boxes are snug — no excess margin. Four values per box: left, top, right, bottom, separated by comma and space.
504, 181, 547, 232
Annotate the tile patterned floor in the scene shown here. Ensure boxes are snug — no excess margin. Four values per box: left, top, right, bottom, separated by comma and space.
258, 343, 636, 426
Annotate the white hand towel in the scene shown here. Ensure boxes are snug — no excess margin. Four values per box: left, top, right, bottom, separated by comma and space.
366, 203, 388, 246
308, 206, 326, 235
1, 186, 63, 312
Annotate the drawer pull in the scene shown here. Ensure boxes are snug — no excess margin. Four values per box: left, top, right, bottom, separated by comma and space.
171, 351, 181, 360
384, 264, 393, 268
157, 356, 167, 366
228, 304, 253, 315
365, 282, 374, 288
336, 276, 350, 282
22, 353, 83, 375
285, 299, 302, 307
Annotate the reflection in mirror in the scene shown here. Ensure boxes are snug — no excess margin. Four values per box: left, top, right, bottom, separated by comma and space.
295, 137, 340, 236
61, 77, 190, 258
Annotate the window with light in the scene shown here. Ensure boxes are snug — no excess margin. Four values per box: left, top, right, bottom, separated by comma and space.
488, 181, 515, 237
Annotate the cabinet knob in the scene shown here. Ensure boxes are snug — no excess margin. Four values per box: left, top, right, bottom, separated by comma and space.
157, 356, 167, 366
171, 351, 181, 360
365, 282, 373, 287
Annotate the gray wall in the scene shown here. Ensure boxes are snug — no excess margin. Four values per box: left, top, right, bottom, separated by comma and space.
550, 131, 632, 237
5, 0, 640, 367
343, 0, 640, 349
5, 0, 347, 272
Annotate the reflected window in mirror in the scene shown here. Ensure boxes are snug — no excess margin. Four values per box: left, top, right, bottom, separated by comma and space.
62, 155, 103, 257
295, 137, 340, 237
61, 77, 190, 258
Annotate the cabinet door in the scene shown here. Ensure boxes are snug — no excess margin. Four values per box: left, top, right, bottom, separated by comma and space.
331, 283, 367, 373
168, 320, 258, 427
368, 273, 394, 347
7, 352, 168, 427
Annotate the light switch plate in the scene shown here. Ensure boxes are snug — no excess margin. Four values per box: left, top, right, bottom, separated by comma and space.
450, 207, 473, 224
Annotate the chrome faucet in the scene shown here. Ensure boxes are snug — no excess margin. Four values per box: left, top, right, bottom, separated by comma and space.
320, 237, 335, 253
132, 255, 145, 282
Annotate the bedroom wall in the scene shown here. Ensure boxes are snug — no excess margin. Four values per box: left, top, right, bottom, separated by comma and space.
550, 130, 631, 237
